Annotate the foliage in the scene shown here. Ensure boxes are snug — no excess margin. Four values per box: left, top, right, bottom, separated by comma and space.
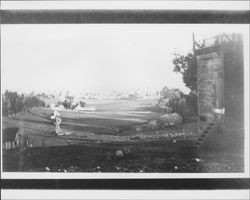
2, 91, 24, 115
57, 96, 86, 110
158, 87, 184, 108
172, 52, 197, 93
24, 95, 45, 110
157, 87, 197, 120
62, 99, 72, 110
62, 95, 79, 110
172, 52, 198, 116
2, 90, 45, 116
160, 113, 183, 126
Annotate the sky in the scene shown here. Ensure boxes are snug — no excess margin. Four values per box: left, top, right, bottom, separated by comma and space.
1, 24, 248, 95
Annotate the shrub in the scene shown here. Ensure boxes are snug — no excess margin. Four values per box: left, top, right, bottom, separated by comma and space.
158, 86, 197, 121
160, 113, 183, 126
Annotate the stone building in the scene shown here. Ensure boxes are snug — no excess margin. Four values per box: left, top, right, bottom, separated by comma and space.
195, 34, 244, 134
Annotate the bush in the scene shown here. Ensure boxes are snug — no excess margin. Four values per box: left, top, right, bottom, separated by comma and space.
168, 95, 197, 122
160, 113, 183, 126
157, 86, 197, 121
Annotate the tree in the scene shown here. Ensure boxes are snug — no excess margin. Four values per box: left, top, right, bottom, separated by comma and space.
24, 96, 45, 110
158, 87, 183, 104
2, 90, 45, 115
4, 91, 20, 115
172, 52, 197, 93
172, 52, 198, 115
2, 94, 10, 116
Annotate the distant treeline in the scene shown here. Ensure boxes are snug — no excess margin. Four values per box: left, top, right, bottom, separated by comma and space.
2, 90, 45, 116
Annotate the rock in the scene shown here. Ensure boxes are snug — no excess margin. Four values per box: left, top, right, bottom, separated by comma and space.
115, 150, 124, 158
45, 167, 50, 171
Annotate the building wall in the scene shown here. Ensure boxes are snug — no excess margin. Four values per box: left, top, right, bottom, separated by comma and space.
197, 51, 224, 133
195, 34, 244, 134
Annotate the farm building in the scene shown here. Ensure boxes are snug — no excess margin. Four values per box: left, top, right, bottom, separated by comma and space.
2, 127, 21, 150
194, 33, 244, 135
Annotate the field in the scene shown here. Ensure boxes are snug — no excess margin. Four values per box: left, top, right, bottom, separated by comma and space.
3, 99, 198, 146
2, 99, 244, 172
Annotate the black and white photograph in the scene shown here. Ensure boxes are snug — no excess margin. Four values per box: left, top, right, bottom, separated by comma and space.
2, 23, 248, 175
0, 2, 249, 194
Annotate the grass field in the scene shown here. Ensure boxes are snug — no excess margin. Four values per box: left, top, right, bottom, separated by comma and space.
2, 99, 244, 172
2, 99, 198, 147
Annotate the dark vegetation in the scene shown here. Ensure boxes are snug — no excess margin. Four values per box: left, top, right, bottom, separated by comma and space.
171, 52, 198, 118
172, 52, 197, 93
2, 90, 45, 116
157, 87, 197, 122
56, 95, 86, 110
150, 51, 198, 124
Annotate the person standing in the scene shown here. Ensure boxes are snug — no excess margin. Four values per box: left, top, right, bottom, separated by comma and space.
50, 110, 62, 135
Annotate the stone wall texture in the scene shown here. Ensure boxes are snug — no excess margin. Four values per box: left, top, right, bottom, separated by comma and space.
195, 34, 244, 134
